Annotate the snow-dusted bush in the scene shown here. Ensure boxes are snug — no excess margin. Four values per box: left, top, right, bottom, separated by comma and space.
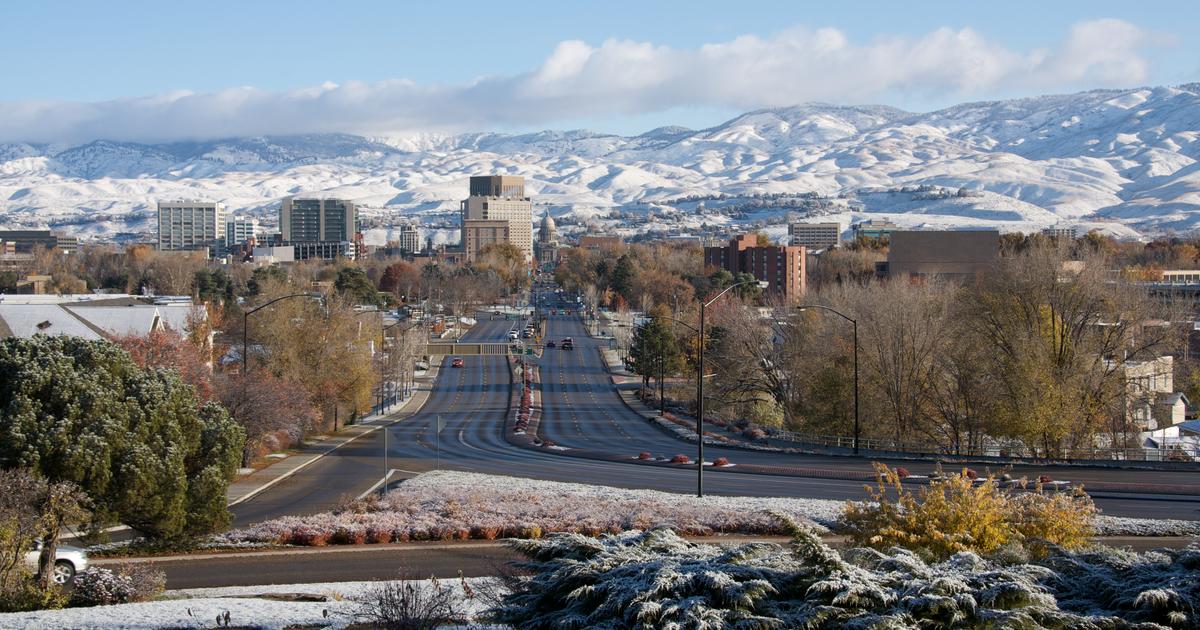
492, 515, 1200, 629
843, 464, 1095, 560
357, 573, 467, 630
70, 564, 164, 607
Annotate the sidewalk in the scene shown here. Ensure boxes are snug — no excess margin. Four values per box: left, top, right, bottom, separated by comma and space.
225, 366, 439, 506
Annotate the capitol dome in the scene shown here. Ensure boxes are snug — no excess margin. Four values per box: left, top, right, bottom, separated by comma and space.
538, 214, 557, 243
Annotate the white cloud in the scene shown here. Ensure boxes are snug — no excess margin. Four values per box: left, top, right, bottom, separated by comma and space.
0, 19, 1160, 144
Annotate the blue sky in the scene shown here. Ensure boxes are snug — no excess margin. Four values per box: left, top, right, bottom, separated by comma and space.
1, 0, 1197, 141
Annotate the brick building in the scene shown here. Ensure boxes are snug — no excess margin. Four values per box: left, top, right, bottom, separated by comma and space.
703, 234, 806, 299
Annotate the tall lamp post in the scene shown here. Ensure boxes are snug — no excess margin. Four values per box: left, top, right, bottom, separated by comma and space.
696, 278, 768, 497
797, 304, 859, 455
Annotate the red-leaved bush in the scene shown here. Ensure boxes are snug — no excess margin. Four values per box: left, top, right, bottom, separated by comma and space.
964, 468, 979, 480
895, 467, 910, 479
714, 457, 730, 467
638, 452, 652, 460
671, 454, 691, 464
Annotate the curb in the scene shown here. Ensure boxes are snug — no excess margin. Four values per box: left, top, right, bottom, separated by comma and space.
227, 367, 439, 508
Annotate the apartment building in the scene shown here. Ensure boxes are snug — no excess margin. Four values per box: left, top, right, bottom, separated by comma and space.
703, 234, 806, 299
157, 201, 225, 256
225, 216, 259, 250
280, 197, 358, 260
788, 222, 841, 250
1041, 225, 1078, 240
460, 176, 533, 262
398, 224, 422, 254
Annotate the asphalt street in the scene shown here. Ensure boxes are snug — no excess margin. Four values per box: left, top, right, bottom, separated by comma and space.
231, 306, 1200, 532
136, 535, 1196, 589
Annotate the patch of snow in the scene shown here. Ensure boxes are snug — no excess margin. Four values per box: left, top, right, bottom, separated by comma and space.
0, 578, 498, 630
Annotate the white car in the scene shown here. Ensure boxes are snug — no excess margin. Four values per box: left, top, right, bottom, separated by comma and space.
508, 330, 519, 340
25, 541, 89, 584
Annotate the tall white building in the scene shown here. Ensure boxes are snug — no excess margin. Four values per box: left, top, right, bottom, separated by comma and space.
460, 175, 533, 262
398, 224, 421, 254
225, 216, 259, 250
157, 201, 225, 256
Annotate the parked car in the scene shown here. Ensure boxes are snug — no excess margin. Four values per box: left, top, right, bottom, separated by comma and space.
451, 357, 465, 368
24, 541, 88, 584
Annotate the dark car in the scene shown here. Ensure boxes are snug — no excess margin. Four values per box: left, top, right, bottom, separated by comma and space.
561, 338, 574, 350
451, 357, 465, 368
546, 340, 556, 348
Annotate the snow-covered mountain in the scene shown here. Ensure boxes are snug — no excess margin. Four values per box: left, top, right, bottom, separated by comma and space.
3, 84, 1200, 242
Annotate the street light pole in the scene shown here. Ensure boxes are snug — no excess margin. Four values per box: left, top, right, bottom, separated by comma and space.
797, 304, 860, 455
696, 278, 767, 497
659, 330, 665, 416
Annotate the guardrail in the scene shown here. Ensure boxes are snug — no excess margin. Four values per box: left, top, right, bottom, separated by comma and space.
766, 429, 1200, 462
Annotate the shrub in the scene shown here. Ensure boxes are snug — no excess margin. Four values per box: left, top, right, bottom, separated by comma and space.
743, 428, 767, 440
358, 572, 466, 630
841, 463, 1094, 561
1038, 474, 1053, 484
964, 467, 979, 480
0, 579, 68, 613
713, 457, 730, 467
637, 452, 652, 460
670, 454, 690, 464
70, 564, 165, 607
491, 516, 1200, 629
894, 466, 909, 479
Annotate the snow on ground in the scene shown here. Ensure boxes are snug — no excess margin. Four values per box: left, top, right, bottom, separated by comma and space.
219, 470, 843, 546
219, 470, 1200, 546
0, 578, 497, 630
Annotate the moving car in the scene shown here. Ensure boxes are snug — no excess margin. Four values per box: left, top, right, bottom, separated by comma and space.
561, 337, 574, 350
24, 541, 88, 584
508, 330, 519, 340
451, 357, 465, 368
545, 340, 556, 348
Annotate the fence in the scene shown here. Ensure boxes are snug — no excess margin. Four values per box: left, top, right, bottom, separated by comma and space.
767, 429, 1200, 463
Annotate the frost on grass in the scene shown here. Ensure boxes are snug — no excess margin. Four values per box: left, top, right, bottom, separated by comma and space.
493, 514, 1200, 629
219, 470, 1200, 547
219, 471, 842, 545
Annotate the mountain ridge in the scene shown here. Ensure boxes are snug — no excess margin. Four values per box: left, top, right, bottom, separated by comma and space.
2, 83, 1199, 240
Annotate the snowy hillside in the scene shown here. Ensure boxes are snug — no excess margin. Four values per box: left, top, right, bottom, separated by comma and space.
2, 84, 1200, 241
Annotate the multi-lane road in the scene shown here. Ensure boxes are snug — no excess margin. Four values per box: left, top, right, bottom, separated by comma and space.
232, 302, 1200, 529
